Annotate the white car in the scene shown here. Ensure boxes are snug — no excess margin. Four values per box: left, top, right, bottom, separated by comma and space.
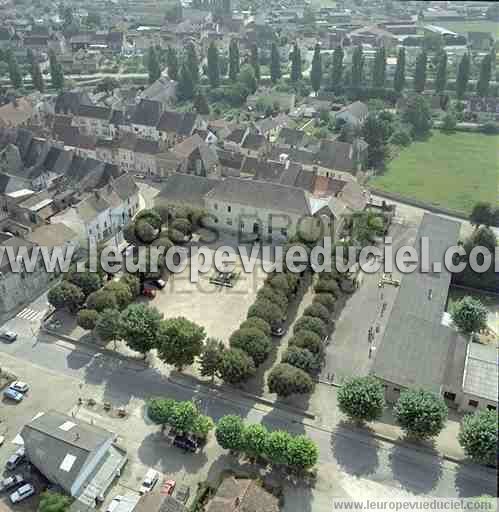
106, 495, 124, 512
10, 483, 35, 503
139, 469, 159, 495
10, 381, 29, 394
0, 331, 17, 343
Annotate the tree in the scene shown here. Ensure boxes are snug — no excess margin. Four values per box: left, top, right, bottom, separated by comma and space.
66, 270, 101, 297
148, 398, 176, 425
330, 47, 344, 94
290, 43, 302, 83
285, 435, 318, 472
218, 348, 255, 384
229, 38, 240, 81
28, 50, 44, 92
147, 46, 161, 84
242, 423, 268, 459
310, 44, 322, 94
247, 298, 284, 325
86, 289, 118, 313
207, 41, 220, 88
313, 293, 336, 312
185, 43, 199, 84
351, 46, 364, 89
166, 46, 178, 80
268, 363, 314, 397
390, 128, 412, 147
215, 415, 245, 451
7, 51, 23, 89
77, 309, 99, 330
394, 389, 448, 440
176, 63, 195, 101
257, 286, 288, 312
450, 296, 488, 336
193, 91, 210, 115
169, 400, 198, 433
435, 51, 447, 94
250, 44, 260, 81
337, 376, 385, 423
240, 317, 271, 336
268, 273, 292, 297
393, 47, 406, 93
282, 346, 319, 373
270, 43, 281, 84
48, 282, 84, 312
456, 53, 471, 100
229, 327, 271, 366
289, 330, 322, 354
192, 414, 214, 439
476, 53, 492, 98
293, 316, 327, 338
239, 64, 257, 95
303, 303, 330, 324
458, 410, 497, 466
120, 304, 162, 356
372, 47, 386, 88
120, 274, 141, 298
49, 50, 64, 90
38, 491, 71, 512
85, 12, 101, 28
441, 112, 457, 133
402, 94, 432, 138
265, 430, 292, 465
95, 308, 121, 345
157, 317, 206, 370
361, 113, 389, 168
413, 50, 427, 93
470, 202, 493, 227
199, 338, 224, 382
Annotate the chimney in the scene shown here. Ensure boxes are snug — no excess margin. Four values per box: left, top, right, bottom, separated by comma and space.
75, 433, 80, 441
285, 159, 290, 170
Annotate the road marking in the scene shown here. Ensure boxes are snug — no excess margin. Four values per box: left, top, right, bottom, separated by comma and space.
16, 308, 45, 321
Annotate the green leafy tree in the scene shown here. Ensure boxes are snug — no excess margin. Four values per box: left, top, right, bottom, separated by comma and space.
229, 38, 240, 81
105, 281, 133, 310
66, 270, 101, 297
290, 43, 302, 83
199, 337, 225, 382
394, 389, 448, 440
86, 289, 118, 313
120, 274, 141, 298
310, 44, 322, 94
456, 53, 471, 100
38, 491, 71, 512
242, 423, 268, 459
169, 400, 199, 433
147, 47, 161, 84
77, 309, 99, 330
185, 43, 199, 84
7, 50, 23, 89
282, 346, 319, 373
240, 317, 271, 336
148, 398, 176, 425
289, 330, 322, 354
218, 348, 255, 384
402, 94, 432, 138
247, 298, 284, 325
393, 47, 406, 93
413, 50, 427, 93
450, 296, 488, 336
476, 53, 492, 98
157, 317, 206, 370
337, 376, 385, 423
95, 308, 121, 346
293, 316, 327, 338
49, 50, 64, 90
215, 415, 245, 451
48, 282, 84, 312
120, 304, 162, 356
470, 202, 493, 227
268, 273, 292, 297
372, 47, 386, 88
250, 44, 260, 81
229, 327, 271, 366
351, 45, 364, 89
265, 430, 292, 465
177, 63, 195, 101
330, 47, 344, 94
435, 51, 447, 94
361, 113, 389, 168
192, 415, 214, 439
270, 42, 281, 83
285, 435, 319, 472
303, 303, 330, 323
268, 363, 314, 397
313, 293, 336, 312
458, 410, 498, 466
390, 128, 412, 146
166, 46, 178, 80
28, 50, 44, 92
207, 41, 220, 88
257, 286, 288, 312
239, 64, 257, 94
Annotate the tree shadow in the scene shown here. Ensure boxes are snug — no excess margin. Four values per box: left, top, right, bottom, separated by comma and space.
454, 461, 498, 498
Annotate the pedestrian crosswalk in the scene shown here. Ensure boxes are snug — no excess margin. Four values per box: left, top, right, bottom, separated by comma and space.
16, 308, 45, 322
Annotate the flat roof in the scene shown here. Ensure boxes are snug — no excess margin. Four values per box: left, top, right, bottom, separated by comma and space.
462, 342, 498, 402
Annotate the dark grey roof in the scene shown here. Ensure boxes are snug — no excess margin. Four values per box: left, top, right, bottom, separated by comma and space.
337, 101, 368, 120
15, 129, 33, 159
317, 140, 357, 172
131, 99, 162, 127
135, 139, 160, 154
371, 214, 462, 392
225, 128, 246, 144
111, 173, 139, 201
55, 92, 93, 115
155, 173, 220, 207
157, 111, 197, 136
206, 177, 310, 215
77, 104, 111, 121
278, 127, 305, 147
241, 133, 266, 150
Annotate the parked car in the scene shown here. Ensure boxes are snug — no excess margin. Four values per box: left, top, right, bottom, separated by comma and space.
141, 287, 156, 299
139, 469, 159, 495
9, 381, 29, 394
0, 474, 25, 492
173, 435, 197, 453
0, 331, 17, 342
4, 388, 24, 402
145, 278, 166, 289
10, 483, 35, 503
162, 479, 176, 496
175, 483, 190, 504
106, 495, 124, 512
6, 448, 25, 470
271, 323, 286, 337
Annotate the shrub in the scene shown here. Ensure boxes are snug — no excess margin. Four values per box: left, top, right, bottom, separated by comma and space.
247, 298, 285, 325
242, 423, 268, 458
441, 112, 457, 133
282, 346, 319, 373
304, 303, 331, 323
390, 128, 412, 147
285, 435, 319, 472
48, 282, 85, 312
104, 281, 133, 310
229, 328, 272, 366
293, 316, 327, 338
239, 317, 271, 336
313, 293, 336, 312
458, 409, 498, 466
314, 278, 339, 295
66, 271, 102, 297
265, 430, 293, 465
218, 348, 256, 384
120, 274, 141, 298
337, 376, 385, 423
215, 415, 245, 451
168, 228, 185, 244
171, 217, 192, 235
289, 330, 323, 354
267, 363, 314, 397
76, 309, 99, 330
148, 398, 176, 425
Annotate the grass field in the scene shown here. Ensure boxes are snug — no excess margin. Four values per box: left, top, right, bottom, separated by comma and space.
436, 20, 499, 39
370, 132, 499, 214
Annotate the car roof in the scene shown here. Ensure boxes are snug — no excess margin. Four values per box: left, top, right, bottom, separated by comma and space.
144, 469, 158, 479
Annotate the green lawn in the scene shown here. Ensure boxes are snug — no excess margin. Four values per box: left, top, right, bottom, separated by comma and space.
435, 20, 499, 39
370, 132, 499, 214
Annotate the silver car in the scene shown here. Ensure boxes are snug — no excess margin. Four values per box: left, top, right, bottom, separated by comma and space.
10, 483, 35, 503
0, 331, 17, 343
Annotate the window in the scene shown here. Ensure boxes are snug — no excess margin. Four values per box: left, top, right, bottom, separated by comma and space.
227, 218, 232, 226
487, 405, 496, 411
468, 400, 478, 408
393, 388, 401, 393
280, 228, 287, 237
240, 222, 245, 231
268, 226, 273, 234
214, 203, 218, 210
227, 205, 231, 213
443, 392, 456, 402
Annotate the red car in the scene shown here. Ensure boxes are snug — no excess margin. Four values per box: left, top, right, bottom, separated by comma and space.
161, 479, 176, 496
142, 287, 156, 299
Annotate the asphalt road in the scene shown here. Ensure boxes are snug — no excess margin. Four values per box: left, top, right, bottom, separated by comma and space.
0, 295, 496, 507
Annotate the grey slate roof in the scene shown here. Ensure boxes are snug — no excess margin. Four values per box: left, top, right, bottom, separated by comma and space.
111, 173, 139, 201
55, 92, 93, 115
155, 173, 220, 207
77, 104, 111, 121
157, 111, 197, 136
131, 99, 162, 127
371, 214, 462, 392
278, 127, 305, 147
